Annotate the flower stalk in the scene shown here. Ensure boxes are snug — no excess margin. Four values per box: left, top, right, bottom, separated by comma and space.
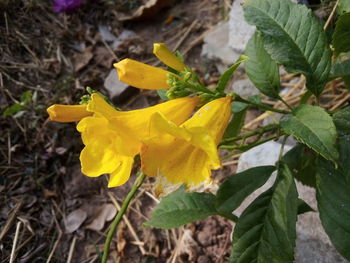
102, 172, 146, 263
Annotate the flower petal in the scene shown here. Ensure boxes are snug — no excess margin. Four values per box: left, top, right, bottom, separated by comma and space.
141, 136, 213, 186
183, 97, 232, 143
114, 59, 171, 90
87, 93, 118, 118
153, 43, 185, 72
47, 104, 92, 122
108, 156, 134, 187
80, 137, 119, 177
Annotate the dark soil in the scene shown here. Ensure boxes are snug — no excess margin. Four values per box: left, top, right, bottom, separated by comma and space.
0, 1, 235, 262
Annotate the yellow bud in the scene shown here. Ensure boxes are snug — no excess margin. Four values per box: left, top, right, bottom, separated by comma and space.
153, 43, 185, 72
114, 59, 171, 90
47, 104, 92, 122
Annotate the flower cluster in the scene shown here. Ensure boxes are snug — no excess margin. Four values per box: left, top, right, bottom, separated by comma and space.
47, 43, 232, 192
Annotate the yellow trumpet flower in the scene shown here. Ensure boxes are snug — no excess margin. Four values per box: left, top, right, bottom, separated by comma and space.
47, 104, 92, 122
141, 97, 232, 188
114, 59, 171, 90
153, 43, 185, 72
48, 93, 200, 187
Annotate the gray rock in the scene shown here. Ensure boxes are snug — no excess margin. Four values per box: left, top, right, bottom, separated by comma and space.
227, 78, 259, 97
104, 69, 129, 99
228, 0, 255, 53
201, 22, 240, 73
234, 141, 347, 262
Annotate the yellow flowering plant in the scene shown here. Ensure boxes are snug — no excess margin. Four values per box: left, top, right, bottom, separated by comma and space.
46, 7, 349, 260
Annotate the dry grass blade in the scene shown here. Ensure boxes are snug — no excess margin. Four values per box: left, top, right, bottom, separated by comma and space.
9, 221, 22, 263
0, 199, 23, 242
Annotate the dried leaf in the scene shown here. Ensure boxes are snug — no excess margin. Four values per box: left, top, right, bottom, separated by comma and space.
94, 47, 114, 68
119, 0, 174, 21
73, 46, 93, 72
85, 203, 117, 231
64, 208, 87, 233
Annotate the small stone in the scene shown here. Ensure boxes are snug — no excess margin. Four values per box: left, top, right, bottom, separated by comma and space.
104, 69, 129, 99
228, 0, 255, 53
227, 78, 259, 97
201, 22, 240, 73
197, 255, 210, 263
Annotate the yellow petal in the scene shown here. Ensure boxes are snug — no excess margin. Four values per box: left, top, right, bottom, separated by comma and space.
114, 59, 171, 90
87, 93, 118, 118
141, 136, 213, 186
108, 156, 134, 187
183, 97, 232, 143
153, 43, 185, 72
80, 136, 119, 177
107, 97, 200, 155
141, 112, 221, 186
47, 104, 92, 122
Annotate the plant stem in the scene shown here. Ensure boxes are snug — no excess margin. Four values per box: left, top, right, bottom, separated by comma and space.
102, 172, 146, 263
220, 134, 281, 150
220, 124, 280, 145
234, 95, 290, 114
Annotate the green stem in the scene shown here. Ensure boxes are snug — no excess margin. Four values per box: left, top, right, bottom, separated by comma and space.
220, 134, 281, 150
280, 97, 293, 110
102, 172, 146, 263
220, 124, 280, 145
234, 95, 290, 114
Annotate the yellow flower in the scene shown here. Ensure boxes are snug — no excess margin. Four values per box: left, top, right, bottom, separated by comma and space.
153, 43, 185, 72
141, 97, 232, 188
70, 93, 199, 187
114, 59, 171, 90
47, 104, 92, 122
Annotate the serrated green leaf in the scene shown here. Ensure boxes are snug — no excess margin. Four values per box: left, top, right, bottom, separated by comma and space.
216, 55, 248, 92
280, 104, 338, 163
243, 0, 332, 96
282, 144, 317, 187
145, 186, 217, 229
216, 166, 275, 215
333, 106, 350, 135
230, 164, 298, 263
316, 136, 350, 261
338, 0, 350, 14
333, 13, 350, 55
245, 31, 280, 98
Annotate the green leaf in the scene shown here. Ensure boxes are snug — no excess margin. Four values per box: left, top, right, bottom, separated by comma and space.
20, 90, 32, 104
2, 103, 24, 117
216, 55, 248, 92
243, 0, 332, 96
316, 137, 350, 261
224, 106, 247, 138
297, 198, 314, 215
338, 0, 350, 14
333, 106, 350, 135
145, 186, 217, 229
245, 31, 280, 98
282, 144, 317, 187
216, 166, 275, 215
280, 104, 338, 163
333, 13, 350, 55
230, 164, 298, 263
331, 59, 350, 78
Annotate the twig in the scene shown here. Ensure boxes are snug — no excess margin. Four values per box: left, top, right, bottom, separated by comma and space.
66, 236, 77, 263
9, 221, 22, 263
324, 0, 339, 30
173, 19, 198, 52
107, 192, 146, 255
0, 199, 23, 242
102, 172, 146, 263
